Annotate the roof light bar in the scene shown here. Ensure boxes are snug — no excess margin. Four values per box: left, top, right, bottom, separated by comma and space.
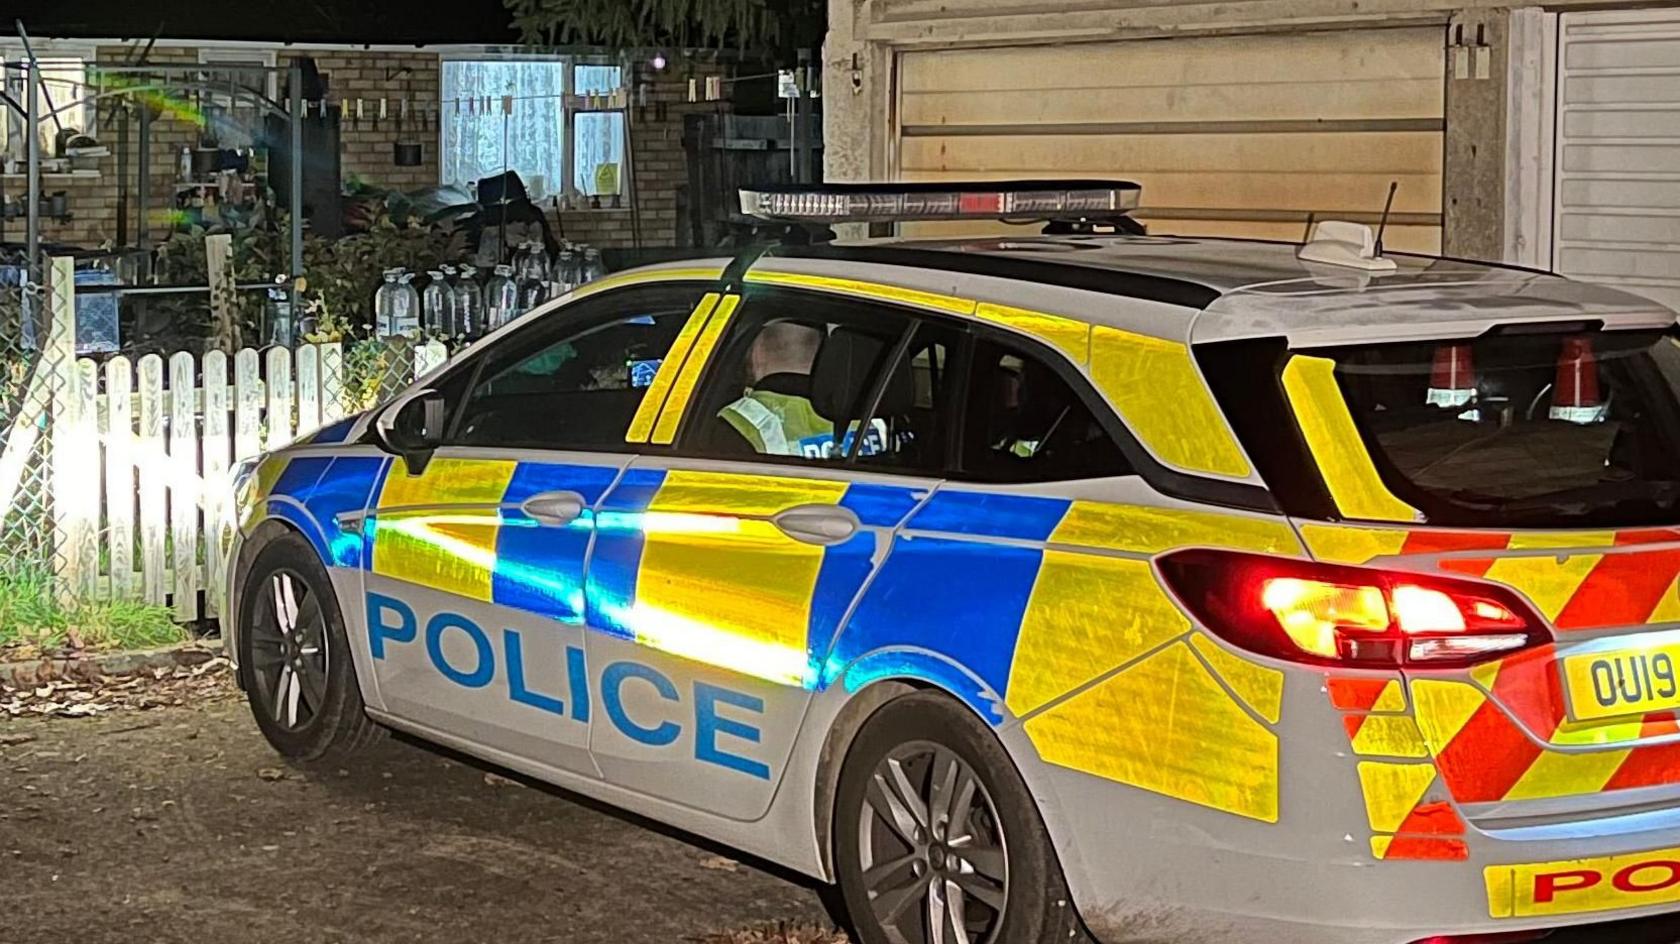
739, 180, 1142, 223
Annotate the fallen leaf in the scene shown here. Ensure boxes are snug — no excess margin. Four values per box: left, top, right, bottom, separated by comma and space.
690, 924, 851, 944
256, 768, 286, 782
0, 733, 35, 747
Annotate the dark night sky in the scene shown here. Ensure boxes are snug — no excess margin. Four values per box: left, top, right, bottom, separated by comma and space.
4, 0, 524, 45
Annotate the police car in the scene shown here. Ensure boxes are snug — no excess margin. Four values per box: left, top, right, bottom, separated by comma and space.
226, 181, 1680, 944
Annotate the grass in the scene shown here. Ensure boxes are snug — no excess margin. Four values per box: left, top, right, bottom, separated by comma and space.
0, 565, 185, 656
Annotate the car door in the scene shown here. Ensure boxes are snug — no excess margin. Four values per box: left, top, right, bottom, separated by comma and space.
583, 285, 964, 819
360, 282, 715, 773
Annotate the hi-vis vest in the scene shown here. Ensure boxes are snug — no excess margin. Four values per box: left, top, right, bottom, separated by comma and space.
719, 390, 834, 457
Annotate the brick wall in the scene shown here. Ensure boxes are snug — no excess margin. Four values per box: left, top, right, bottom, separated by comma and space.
550, 61, 730, 250
17, 46, 724, 254
5, 172, 116, 248
310, 50, 441, 192
20, 45, 200, 248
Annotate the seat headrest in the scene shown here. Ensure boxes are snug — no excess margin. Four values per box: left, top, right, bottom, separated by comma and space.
753, 372, 812, 399
810, 328, 912, 423
1017, 357, 1072, 430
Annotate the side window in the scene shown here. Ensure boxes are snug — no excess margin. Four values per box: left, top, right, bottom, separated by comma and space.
448, 285, 706, 450
681, 288, 958, 473
959, 335, 1132, 482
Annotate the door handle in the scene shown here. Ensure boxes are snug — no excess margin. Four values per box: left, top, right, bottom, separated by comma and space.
773, 504, 861, 546
520, 490, 588, 526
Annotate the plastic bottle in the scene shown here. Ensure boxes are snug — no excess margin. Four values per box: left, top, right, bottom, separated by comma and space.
517, 264, 549, 315
486, 264, 519, 330
554, 249, 578, 294
373, 269, 399, 338
453, 265, 485, 340
582, 247, 606, 284
527, 241, 552, 288
393, 271, 422, 337
438, 264, 461, 335
422, 270, 454, 339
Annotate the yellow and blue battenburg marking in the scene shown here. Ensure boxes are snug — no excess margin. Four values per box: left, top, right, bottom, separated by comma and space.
295, 416, 358, 446
369, 457, 624, 625
830, 489, 1297, 821
257, 450, 1299, 818
588, 469, 922, 687
244, 455, 387, 569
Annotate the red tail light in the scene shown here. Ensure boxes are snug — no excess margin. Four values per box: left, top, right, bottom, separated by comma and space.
1157, 550, 1551, 669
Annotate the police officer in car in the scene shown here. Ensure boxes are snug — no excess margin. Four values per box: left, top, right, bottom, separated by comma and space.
718, 321, 833, 456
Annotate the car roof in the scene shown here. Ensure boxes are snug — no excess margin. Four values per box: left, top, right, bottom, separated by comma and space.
759, 234, 1676, 347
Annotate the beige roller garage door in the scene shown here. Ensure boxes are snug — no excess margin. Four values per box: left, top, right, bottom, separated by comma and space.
895, 28, 1446, 252
1555, 10, 1680, 312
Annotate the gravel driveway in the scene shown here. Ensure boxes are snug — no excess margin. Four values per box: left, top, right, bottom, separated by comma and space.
0, 687, 834, 944
5, 672, 1680, 944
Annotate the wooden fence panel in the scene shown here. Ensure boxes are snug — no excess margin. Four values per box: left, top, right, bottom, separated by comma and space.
137, 355, 167, 606
265, 347, 294, 452
169, 352, 200, 621
234, 349, 262, 463
296, 345, 321, 439
45, 258, 82, 597
42, 337, 447, 621
69, 359, 100, 598
104, 357, 135, 602
201, 352, 230, 617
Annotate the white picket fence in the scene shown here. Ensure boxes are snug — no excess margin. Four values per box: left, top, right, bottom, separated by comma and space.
17, 257, 447, 622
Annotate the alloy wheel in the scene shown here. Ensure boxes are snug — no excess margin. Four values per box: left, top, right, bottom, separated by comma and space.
247, 569, 330, 732
856, 741, 1009, 944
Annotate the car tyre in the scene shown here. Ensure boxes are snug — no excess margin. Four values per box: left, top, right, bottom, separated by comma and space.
834, 691, 1087, 944
238, 532, 381, 764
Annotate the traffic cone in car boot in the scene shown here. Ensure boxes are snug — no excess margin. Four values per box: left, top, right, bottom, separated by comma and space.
1426, 343, 1476, 408
1550, 336, 1607, 424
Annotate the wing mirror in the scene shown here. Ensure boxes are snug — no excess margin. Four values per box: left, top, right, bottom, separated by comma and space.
378, 389, 446, 474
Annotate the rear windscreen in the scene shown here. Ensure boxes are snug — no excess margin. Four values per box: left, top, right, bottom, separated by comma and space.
1327, 329, 1680, 527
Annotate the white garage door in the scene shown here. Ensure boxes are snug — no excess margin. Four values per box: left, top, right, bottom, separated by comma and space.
1555, 10, 1680, 312
895, 28, 1446, 252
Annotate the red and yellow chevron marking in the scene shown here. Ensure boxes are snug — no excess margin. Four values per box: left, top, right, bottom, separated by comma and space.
1328, 677, 1408, 713
1412, 652, 1680, 805
1302, 525, 1680, 633
1305, 523, 1680, 839
1329, 677, 1467, 861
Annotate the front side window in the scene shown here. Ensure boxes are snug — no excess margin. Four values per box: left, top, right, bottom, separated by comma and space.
1327, 329, 1680, 527
449, 286, 706, 450
958, 335, 1131, 483
682, 290, 957, 473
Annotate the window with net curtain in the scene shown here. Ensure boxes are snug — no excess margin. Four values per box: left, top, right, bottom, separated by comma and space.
441, 59, 566, 200
440, 60, 627, 202
573, 64, 624, 196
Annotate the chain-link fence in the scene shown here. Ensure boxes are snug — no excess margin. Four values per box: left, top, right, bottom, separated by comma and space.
0, 268, 62, 580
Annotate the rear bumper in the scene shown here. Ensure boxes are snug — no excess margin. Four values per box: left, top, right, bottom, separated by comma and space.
1035, 757, 1680, 944
997, 667, 1680, 944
